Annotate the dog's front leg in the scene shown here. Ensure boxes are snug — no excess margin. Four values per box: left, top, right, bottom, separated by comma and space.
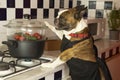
44, 21, 63, 40
41, 46, 77, 68
44, 21, 56, 31
41, 57, 65, 69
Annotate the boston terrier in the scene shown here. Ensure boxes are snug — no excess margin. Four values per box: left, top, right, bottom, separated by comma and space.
41, 6, 111, 80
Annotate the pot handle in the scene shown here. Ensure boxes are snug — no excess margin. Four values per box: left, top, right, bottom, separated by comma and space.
2, 41, 17, 48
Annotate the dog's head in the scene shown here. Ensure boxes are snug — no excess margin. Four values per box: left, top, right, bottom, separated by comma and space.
54, 6, 87, 31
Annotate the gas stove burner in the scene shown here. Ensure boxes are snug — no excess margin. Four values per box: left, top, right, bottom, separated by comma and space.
17, 59, 41, 67
0, 62, 14, 76
20, 59, 34, 66
0, 62, 10, 71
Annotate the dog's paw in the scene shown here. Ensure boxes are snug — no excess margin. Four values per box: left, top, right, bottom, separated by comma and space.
41, 63, 55, 69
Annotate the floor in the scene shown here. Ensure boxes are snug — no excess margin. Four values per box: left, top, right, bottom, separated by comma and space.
106, 53, 120, 80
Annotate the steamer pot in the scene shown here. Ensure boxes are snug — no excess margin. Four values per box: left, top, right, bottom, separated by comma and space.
2, 14, 47, 59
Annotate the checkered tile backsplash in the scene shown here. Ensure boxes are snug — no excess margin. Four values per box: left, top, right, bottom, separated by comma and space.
0, 0, 113, 21
0, 0, 114, 46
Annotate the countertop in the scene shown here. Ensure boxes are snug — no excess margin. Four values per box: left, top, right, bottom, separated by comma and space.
95, 39, 120, 59
1, 38, 120, 80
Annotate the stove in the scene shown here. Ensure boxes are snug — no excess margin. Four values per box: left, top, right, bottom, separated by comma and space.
0, 50, 51, 80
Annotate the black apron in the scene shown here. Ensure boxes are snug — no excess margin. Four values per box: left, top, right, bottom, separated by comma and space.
60, 35, 112, 80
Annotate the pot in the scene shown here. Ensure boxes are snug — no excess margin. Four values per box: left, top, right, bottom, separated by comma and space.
2, 14, 47, 59
109, 30, 120, 40
2, 40, 45, 59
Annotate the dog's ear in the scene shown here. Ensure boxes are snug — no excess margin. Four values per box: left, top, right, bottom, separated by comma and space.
74, 6, 87, 20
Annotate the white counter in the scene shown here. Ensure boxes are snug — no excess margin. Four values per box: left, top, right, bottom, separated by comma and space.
5, 64, 69, 80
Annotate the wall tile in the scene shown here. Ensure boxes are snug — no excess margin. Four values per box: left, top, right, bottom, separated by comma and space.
96, 1, 104, 9
37, 0, 43, 8
54, 0, 60, 8
43, 9, 49, 18
0, 0, 114, 21
49, 0, 54, 8
96, 9, 104, 18
64, 0, 69, 8
7, 8, 15, 20
23, 8, 30, 15
31, 0, 37, 8
16, 8, 23, 18
60, 0, 64, 8
73, 0, 77, 7
69, 0, 73, 8
7, 0, 15, 8
81, 0, 88, 6
43, 0, 49, 8
54, 9, 59, 18
49, 9, 54, 19
0, 0, 7, 8
88, 9, 96, 18
54, 70, 62, 80
39, 77, 45, 80
0, 8, 6, 20
37, 9, 43, 19
15, 0, 23, 8
104, 1, 113, 10
31, 9, 37, 19
89, 1, 96, 9
24, 0, 30, 8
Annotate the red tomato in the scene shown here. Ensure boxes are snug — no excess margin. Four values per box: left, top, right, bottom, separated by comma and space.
33, 33, 40, 37
36, 35, 42, 40
25, 32, 31, 36
19, 36, 25, 41
32, 33, 43, 40
14, 35, 20, 40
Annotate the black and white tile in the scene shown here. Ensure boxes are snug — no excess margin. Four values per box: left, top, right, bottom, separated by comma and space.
0, 0, 114, 21
88, 1, 113, 18
38, 70, 62, 80
101, 46, 120, 60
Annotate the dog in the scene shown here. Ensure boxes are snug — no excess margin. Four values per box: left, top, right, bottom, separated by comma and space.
41, 6, 111, 80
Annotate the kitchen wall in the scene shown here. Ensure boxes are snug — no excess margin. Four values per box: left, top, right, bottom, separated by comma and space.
114, 0, 120, 9
0, 0, 116, 46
